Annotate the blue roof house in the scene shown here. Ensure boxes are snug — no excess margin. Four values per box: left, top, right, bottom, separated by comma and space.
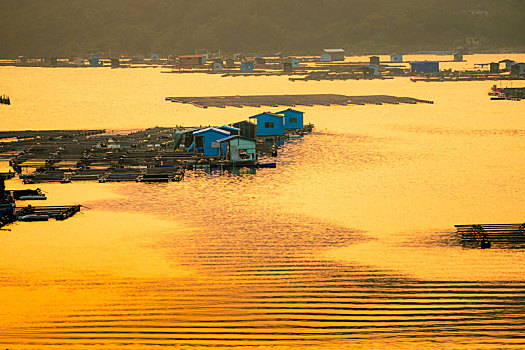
390, 53, 403, 62
275, 108, 304, 129
192, 127, 230, 157
249, 112, 284, 136
88, 55, 99, 67
291, 58, 300, 67
240, 62, 254, 71
410, 61, 439, 73
321, 49, 345, 62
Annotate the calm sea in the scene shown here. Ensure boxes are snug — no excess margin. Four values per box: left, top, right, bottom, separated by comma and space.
1, 54, 525, 349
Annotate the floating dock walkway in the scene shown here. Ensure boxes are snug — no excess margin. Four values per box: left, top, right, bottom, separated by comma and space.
456, 223, 525, 249
165, 94, 433, 108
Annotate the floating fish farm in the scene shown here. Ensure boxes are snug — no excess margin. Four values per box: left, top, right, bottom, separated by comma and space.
165, 94, 433, 108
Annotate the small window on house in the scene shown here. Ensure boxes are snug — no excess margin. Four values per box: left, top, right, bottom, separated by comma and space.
265, 122, 274, 128
289, 118, 297, 123
239, 149, 250, 159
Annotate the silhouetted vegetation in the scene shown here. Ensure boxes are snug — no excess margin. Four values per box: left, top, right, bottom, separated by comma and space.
0, 0, 523, 58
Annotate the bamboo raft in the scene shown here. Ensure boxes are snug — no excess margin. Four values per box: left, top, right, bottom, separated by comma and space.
489, 87, 525, 100
0, 127, 251, 183
456, 223, 525, 249
165, 94, 433, 108
15, 205, 81, 221
411, 75, 525, 82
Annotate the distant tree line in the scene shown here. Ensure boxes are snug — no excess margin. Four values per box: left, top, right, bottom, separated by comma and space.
0, 0, 523, 58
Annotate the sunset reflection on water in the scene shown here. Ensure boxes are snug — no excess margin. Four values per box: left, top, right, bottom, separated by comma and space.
1, 54, 524, 348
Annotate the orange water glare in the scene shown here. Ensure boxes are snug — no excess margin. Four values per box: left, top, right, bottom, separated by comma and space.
0, 54, 524, 349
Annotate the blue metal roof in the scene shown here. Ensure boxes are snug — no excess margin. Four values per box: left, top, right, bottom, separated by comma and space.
275, 108, 304, 114
249, 112, 284, 119
220, 125, 241, 131
216, 135, 255, 143
193, 127, 230, 136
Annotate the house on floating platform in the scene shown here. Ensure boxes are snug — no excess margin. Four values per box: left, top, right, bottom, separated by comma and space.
370, 56, 380, 65
390, 53, 403, 63
254, 56, 266, 65
231, 121, 256, 139
249, 112, 285, 136
275, 108, 304, 129
410, 61, 439, 73
283, 62, 293, 72
500, 59, 515, 70
291, 58, 300, 67
510, 63, 525, 76
453, 53, 463, 62
225, 58, 235, 68
321, 49, 345, 62
217, 135, 257, 163
88, 55, 99, 67
212, 60, 223, 71
192, 127, 230, 156
151, 53, 160, 61
178, 55, 206, 66
240, 62, 254, 72
72, 57, 86, 66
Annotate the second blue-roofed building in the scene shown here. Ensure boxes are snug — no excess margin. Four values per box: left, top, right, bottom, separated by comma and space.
275, 108, 304, 129
192, 127, 230, 157
249, 112, 284, 136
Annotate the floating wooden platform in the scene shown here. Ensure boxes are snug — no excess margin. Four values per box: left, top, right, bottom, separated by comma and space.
489, 87, 525, 100
0, 129, 105, 141
411, 75, 525, 83
0, 127, 272, 184
15, 205, 81, 221
456, 223, 525, 249
165, 94, 433, 108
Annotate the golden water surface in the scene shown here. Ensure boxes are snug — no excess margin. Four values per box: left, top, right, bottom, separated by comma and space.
0, 54, 525, 349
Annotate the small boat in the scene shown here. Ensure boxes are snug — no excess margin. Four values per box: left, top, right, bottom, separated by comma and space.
11, 189, 47, 200
18, 195, 47, 200
258, 162, 277, 168
18, 214, 49, 221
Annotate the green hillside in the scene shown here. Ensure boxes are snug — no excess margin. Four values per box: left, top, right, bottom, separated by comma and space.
0, 0, 523, 57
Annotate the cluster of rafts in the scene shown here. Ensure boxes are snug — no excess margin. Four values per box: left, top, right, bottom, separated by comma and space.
456, 223, 525, 249
0, 174, 81, 229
